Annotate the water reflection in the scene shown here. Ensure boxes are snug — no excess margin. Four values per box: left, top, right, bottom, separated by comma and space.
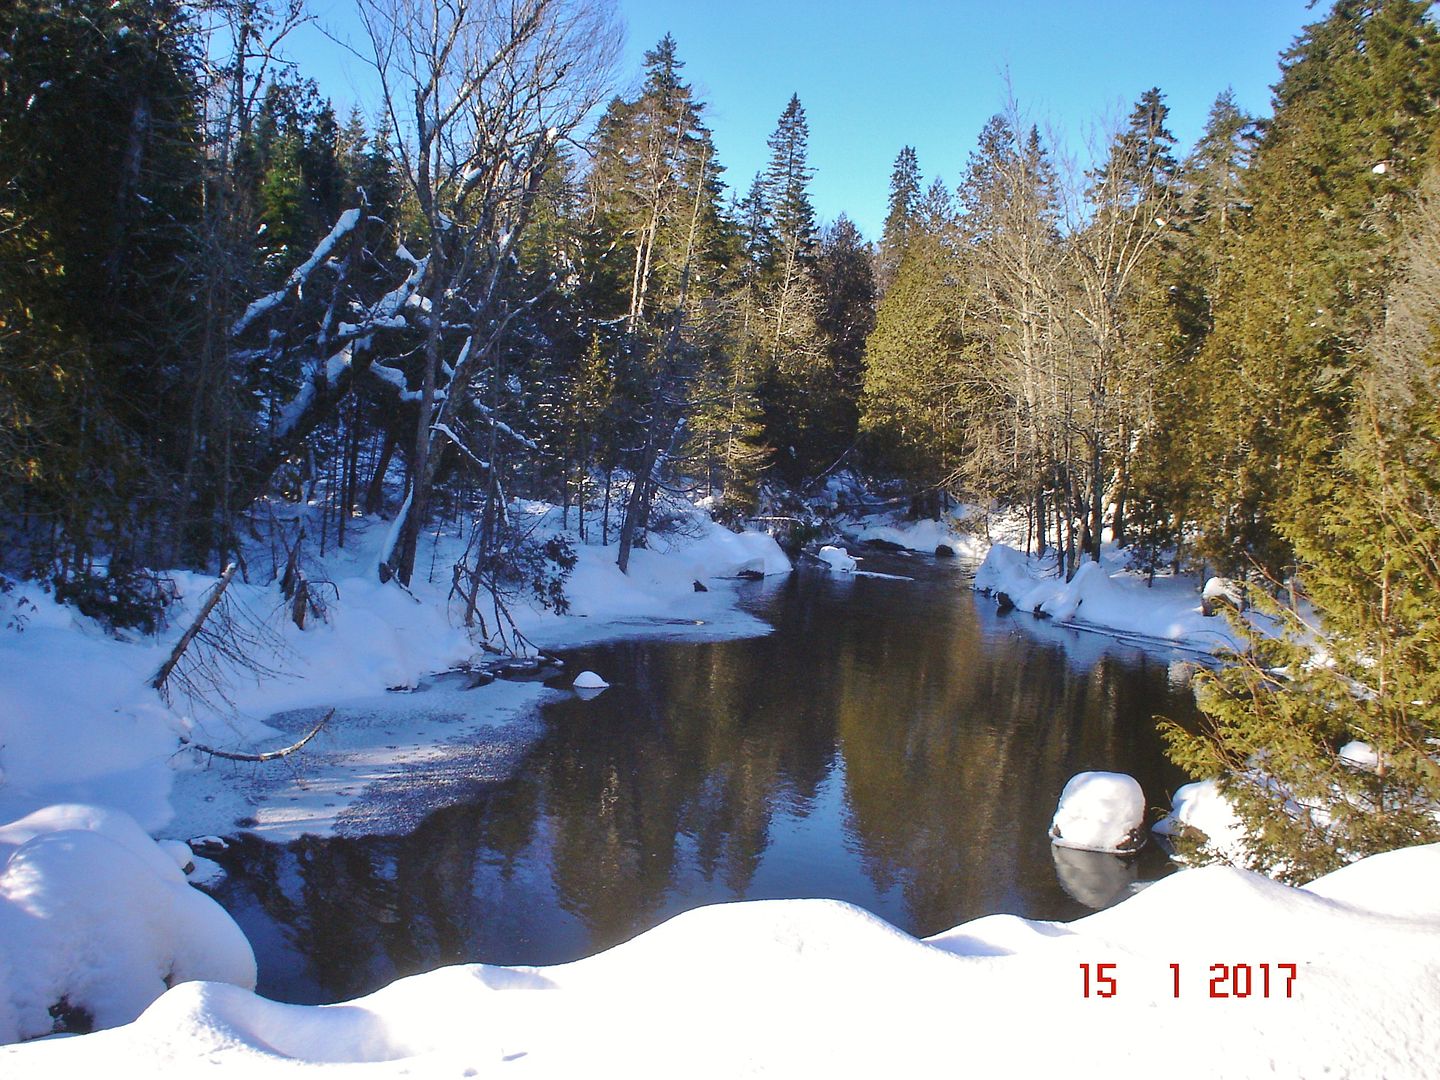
1051, 846, 1141, 908
215, 554, 1198, 1004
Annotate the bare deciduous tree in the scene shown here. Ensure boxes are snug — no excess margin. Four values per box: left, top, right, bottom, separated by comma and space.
359, 0, 620, 586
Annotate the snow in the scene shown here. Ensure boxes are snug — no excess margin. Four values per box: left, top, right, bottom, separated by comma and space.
571, 670, 609, 689
1339, 740, 1379, 769
816, 544, 857, 571
9, 494, 1440, 1070
841, 512, 982, 557
231, 209, 361, 337
1048, 771, 1147, 853
975, 543, 1244, 654
1202, 575, 1244, 607
0, 805, 255, 1044
6, 844, 1439, 1077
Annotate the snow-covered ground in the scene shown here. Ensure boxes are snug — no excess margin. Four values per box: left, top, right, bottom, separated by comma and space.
0, 502, 793, 1046
838, 508, 984, 557
5, 842, 1437, 1077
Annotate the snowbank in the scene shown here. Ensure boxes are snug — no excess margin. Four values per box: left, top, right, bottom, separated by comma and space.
0, 805, 255, 1044
7, 844, 1439, 1077
547, 509, 789, 644
975, 543, 1243, 653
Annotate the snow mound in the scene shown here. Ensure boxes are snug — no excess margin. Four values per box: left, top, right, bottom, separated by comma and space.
0, 805, 256, 1044
1339, 740, 1379, 770
12, 846, 1440, 1078
1048, 771, 1146, 853
816, 545, 857, 572
571, 670, 609, 690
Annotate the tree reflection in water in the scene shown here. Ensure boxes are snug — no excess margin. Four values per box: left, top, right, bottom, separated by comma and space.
214, 554, 1198, 1004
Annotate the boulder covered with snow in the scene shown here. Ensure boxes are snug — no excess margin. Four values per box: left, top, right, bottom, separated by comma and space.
1152, 779, 1249, 864
572, 671, 609, 690
0, 804, 256, 1044
816, 545, 858, 572
1201, 576, 1244, 616
1049, 771, 1147, 854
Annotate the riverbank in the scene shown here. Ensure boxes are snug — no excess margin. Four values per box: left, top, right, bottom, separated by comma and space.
0, 501, 791, 842
828, 504, 1250, 656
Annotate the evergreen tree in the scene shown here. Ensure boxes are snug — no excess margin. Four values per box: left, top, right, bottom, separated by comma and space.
810, 216, 877, 475
762, 94, 818, 261
585, 35, 731, 566
752, 94, 826, 484
1190, 0, 1440, 579
876, 145, 921, 296
860, 202, 970, 490
0, 0, 206, 591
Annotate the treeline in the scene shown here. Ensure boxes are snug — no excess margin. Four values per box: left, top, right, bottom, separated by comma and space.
864, 3, 1440, 590
0, 1, 881, 613
3, 0, 1439, 605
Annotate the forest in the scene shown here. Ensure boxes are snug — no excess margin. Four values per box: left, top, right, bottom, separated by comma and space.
3, 0, 1440, 875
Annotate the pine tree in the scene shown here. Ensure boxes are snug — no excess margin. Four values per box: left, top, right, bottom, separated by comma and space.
585, 35, 732, 568
1136, 90, 1259, 572
0, 0, 207, 589
810, 215, 876, 475
762, 94, 818, 261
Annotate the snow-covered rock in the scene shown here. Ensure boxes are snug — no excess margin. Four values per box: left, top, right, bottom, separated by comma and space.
1339, 740, 1379, 770
842, 512, 981, 557
1152, 778, 1250, 865
0, 805, 256, 1044
1049, 771, 1147, 854
816, 545, 858, 572
1201, 575, 1244, 616
572, 671, 609, 690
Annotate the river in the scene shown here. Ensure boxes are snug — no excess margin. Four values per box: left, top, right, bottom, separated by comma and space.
211, 550, 1201, 1004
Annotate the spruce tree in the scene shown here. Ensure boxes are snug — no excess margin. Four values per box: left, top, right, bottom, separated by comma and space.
752, 94, 826, 483
876, 146, 921, 296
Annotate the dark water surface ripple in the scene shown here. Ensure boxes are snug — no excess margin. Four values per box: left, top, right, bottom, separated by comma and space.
214, 551, 1201, 1004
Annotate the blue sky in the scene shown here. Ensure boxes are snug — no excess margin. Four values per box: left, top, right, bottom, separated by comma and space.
293, 0, 1320, 238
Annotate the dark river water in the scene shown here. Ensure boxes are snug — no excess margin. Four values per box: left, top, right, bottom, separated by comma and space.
213, 551, 1202, 1004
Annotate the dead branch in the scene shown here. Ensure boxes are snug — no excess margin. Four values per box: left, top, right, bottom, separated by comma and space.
183, 710, 333, 762
153, 563, 237, 694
